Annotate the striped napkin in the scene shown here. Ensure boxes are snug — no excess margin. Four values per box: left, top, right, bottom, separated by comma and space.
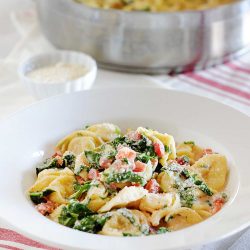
0, 228, 59, 250
152, 53, 250, 117
0, 6, 250, 250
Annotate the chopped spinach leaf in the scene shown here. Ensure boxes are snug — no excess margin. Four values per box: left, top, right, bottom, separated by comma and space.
58, 200, 94, 227
111, 136, 127, 148
58, 206, 78, 227
180, 188, 195, 208
106, 171, 146, 186
164, 145, 172, 154
70, 181, 95, 200
198, 182, 213, 196
74, 214, 110, 233
110, 135, 156, 158
136, 153, 152, 164
123, 233, 134, 237
184, 141, 195, 146
30, 189, 54, 204
107, 150, 117, 159
181, 155, 190, 164
63, 152, 76, 170
74, 164, 89, 175
154, 163, 163, 173
85, 151, 101, 168
118, 208, 136, 225
36, 158, 58, 175
157, 227, 170, 234
131, 136, 156, 157
122, 158, 129, 164
182, 170, 213, 196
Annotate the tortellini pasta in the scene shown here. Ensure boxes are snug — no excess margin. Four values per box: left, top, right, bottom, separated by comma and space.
86, 123, 121, 142
99, 186, 148, 213
164, 208, 202, 231
137, 127, 176, 166
192, 154, 228, 192
28, 124, 229, 236
100, 209, 149, 236
56, 130, 103, 155
29, 168, 75, 204
139, 192, 180, 213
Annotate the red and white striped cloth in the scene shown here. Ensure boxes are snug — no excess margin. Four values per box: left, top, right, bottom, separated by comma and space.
0, 228, 59, 250
154, 51, 250, 117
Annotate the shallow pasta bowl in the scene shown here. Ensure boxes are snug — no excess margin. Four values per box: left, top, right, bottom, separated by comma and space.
0, 88, 249, 250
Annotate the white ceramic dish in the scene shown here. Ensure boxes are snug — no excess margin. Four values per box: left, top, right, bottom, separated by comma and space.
18, 50, 97, 100
0, 88, 249, 250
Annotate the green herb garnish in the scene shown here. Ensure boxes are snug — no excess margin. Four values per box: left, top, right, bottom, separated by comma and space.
157, 227, 170, 234
74, 214, 110, 233
29, 189, 54, 204
106, 171, 146, 186
184, 141, 195, 146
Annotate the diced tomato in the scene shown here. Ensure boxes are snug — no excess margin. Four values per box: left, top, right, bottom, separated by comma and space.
116, 146, 136, 162
88, 169, 100, 180
127, 131, 142, 141
76, 175, 85, 184
202, 148, 213, 156
36, 200, 57, 215
56, 157, 64, 166
145, 179, 160, 193
212, 198, 225, 214
109, 182, 118, 190
131, 182, 141, 187
99, 157, 113, 169
153, 142, 165, 158
52, 150, 62, 158
177, 156, 189, 165
133, 161, 146, 172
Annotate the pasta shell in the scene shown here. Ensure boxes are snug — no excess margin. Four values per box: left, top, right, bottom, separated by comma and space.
56, 130, 103, 154
157, 171, 176, 193
192, 154, 228, 192
139, 193, 178, 213
98, 186, 148, 213
86, 123, 121, 142
100, 209, 148, 236
29, 168, 75, 204
165, 207, 202, 231
137, 127, 176, 165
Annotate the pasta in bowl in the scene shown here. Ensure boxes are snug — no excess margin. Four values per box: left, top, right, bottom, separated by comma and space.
28, 123, 229, 236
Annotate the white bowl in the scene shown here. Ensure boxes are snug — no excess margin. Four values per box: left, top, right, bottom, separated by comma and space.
0, 88, 249, 250
18, 50, 97, 100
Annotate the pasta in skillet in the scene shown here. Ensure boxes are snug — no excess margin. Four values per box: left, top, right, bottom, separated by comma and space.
75, 0, 236, 12
28, 123, 228, 236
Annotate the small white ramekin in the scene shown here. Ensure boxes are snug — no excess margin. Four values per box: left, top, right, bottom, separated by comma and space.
18, 50, 97, 100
